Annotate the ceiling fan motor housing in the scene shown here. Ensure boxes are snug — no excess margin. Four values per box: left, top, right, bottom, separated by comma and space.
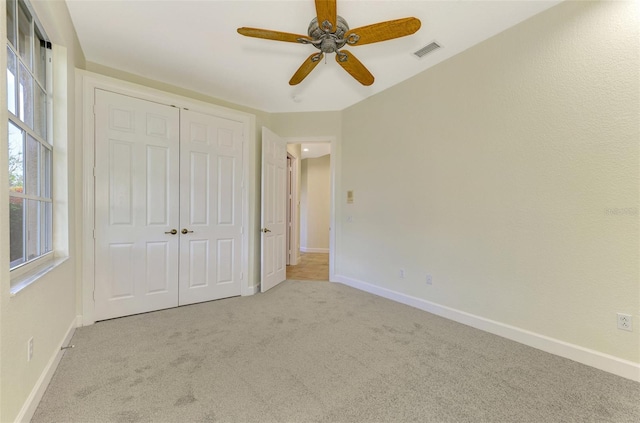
307, 15, 349, 53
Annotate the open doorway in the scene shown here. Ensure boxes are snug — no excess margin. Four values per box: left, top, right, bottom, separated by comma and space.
286, 142, 331, 281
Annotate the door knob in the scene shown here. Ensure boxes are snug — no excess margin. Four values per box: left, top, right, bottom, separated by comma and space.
261, 228, 271, 233
181, 228, 194, 234
164, 229, 177, 235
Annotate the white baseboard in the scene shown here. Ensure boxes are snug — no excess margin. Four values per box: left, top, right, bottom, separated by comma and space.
334, 274, 640, 382
300, 247, 329, 253
15, 318, 77, 423
242, 284, 259, 296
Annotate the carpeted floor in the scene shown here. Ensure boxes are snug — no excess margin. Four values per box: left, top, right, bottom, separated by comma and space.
33, 281, 640, 422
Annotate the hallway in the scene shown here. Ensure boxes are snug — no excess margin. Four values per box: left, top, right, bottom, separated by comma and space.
286, 253, 329, 281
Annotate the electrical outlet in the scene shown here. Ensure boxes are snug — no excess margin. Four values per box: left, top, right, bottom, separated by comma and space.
426, 274, 432, 285
27, 337, 34, 362
399, 269, 405, 278
617, 313, 632, 331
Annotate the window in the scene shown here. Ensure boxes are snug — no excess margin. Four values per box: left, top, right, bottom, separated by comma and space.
7, 0, 52, 273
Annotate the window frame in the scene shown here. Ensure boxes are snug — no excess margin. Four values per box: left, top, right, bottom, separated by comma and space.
7, 0, 54, 287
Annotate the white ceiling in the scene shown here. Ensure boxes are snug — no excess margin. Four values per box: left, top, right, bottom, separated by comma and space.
300, 142, 331, 159
65, 0, 562, 113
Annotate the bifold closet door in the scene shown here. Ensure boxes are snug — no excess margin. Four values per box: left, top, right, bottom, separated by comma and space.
94, 89, 180, 321
178, 110, 244, 305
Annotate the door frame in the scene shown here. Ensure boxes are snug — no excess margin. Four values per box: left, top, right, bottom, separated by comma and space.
286, 153, 298, 266
283, 136, 337, 280
78, 70, 255, 325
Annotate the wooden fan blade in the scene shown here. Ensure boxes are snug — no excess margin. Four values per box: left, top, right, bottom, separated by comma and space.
237, 27, 310, 43
290, 53, 324, 85
344, 17, 421, 46
335, 50, 374, 86
315, 0, 337, 32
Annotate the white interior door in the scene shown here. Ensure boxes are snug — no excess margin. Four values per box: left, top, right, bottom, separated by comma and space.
179, 110, 244, 305
94, 89, 180, 320
261, 127, 287, 292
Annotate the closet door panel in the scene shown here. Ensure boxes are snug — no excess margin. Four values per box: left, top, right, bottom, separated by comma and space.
94, 89, 180, 321
179, 110, 244, 305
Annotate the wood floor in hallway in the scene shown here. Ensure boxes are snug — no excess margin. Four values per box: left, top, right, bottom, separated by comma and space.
286, 252, 329, 281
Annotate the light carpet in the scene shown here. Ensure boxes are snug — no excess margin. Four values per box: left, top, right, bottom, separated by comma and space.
33, 281, 640, 422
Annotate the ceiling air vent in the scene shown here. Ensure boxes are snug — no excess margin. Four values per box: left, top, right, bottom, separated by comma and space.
413, 41, 441, 58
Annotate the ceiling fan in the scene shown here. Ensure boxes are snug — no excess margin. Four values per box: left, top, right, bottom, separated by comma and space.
237, 0, 421, 86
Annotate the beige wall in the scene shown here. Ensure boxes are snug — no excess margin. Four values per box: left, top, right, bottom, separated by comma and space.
0, 1, 86, 421
301, 155, 331, 251
338, 0, 639, 363
270, 112, 341, 140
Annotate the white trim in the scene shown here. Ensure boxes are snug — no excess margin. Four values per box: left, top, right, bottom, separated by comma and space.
78, 69, 255, 325
286, 153, 298, 267
14, 318, 77, 423
300, 247, 329, 253
283, 136, 337, 282
334, 274, 640, 382
243, 284, 260, 296
77, 69, 94, 326
9, 256, 68, 296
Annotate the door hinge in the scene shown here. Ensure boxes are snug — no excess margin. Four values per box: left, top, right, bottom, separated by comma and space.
240, 226, 243, 234
92, 104, 96, 115
93, 167, 96, 177
92, 229, 96, 239
240, 272, 244, 280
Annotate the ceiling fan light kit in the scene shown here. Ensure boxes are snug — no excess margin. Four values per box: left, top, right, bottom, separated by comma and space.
237, 0, 421, 86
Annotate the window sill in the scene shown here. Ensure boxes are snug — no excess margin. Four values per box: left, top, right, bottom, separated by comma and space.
10, 256, 69, 296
